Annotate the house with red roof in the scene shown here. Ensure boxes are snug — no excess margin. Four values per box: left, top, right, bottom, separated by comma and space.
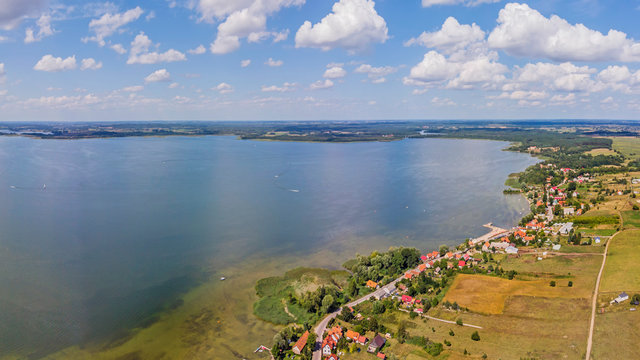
401, 295, 414, 304
458, 260, 466, 268
292, 331, 309, 355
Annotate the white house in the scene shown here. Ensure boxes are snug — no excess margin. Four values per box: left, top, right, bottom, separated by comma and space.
559, 222, 574, 235
611, 292, 629, 304
563, 207, 575, 216
505, 246, 519, 254
552, 244, 562, 251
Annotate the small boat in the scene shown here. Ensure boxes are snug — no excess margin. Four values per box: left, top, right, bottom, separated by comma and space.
220, 276, 226, 281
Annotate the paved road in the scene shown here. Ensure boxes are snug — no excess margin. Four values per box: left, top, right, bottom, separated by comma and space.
584, 230, 617, 360
310, 226, 507, 360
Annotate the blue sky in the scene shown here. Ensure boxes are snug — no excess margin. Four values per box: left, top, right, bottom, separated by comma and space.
1, 0, 640, 121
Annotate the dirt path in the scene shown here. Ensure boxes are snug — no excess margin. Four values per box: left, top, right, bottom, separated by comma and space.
282, 299, 297, 320
584, 230, 618, 360
397, 309, 483, 329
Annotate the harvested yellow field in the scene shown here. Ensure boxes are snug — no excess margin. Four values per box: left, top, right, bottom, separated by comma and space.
585, 148, 617, 156
443, 274, 585, 314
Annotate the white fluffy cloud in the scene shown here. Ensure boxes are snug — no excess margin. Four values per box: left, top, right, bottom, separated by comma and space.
265, 58, 283, 67
24, 14, 54, 43
323, 66, 346, 79
0, 0, 47, 30
83, 7, 144, 46
421, 0, 501, 7
214, 82, 234, 94
405, 17, 485, 54
241, 59, 251, 67
127, 32, 187, 65
295, 0, 388, 52
488, 2, 640, 62
262, 82, 296, 92
405, 50, 507, 90
188, 45, 206, 55
204, 0, 305, 54
80, 58, 103, 70
33, 55, 77, 72
144, 69, 171, 83
310, 79, 334, 90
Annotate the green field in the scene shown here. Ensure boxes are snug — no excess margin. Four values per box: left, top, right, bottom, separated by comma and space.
577, 228, 617, 237
621, 210, 640, 229
611, 137, 640, 160
254, 267, 349, 325
592, 310, 640, 360
599, 230, 640, 293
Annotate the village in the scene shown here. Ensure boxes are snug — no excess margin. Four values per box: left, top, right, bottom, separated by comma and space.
262, 141, 640, 360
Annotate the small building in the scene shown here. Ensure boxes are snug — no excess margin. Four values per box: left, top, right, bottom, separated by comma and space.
595, 237, 601, 244
611, 292, 629, 304
457, 260, 466, 268
376, 352, 386, 360
366, 280, 379, 289
346, 330, 360, 342
505, 246, 519, 254
325, 355, 338, 360
357, 335, 368, 345
563, 207, 575, 216
552, 244, 561, 251
559, 222, 574, 235
401, 295, 414, 304
368, 335, 386, 353
292, 331, 309, 355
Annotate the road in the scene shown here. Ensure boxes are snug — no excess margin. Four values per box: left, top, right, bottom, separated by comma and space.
310, 225, 507, 360
584, 230, 618, 360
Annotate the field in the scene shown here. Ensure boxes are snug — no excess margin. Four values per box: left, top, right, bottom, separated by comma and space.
254, 267, 349, 325
621, 210, 640, 229
443, 273, 586, 315
585, 148, 617, 156
611, 137, 640, 160
599, 230, 640, 294
592, 307, 640, 360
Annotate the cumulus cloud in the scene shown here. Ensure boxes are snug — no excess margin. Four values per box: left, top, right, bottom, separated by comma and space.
214, 82, 234, 94
405, 17, 485, 54
421, 0, 501, 7
295, 0, 388, 52
323, 66, 346, 79
34, 55, 77, 72
310, 79, 334, 90
204, 0, 305, 54
127, 32, 187, 65
24, 14, 54, 43
241, 59, 252, 67
265, 58, 283, 67
0, 0, 48, 30
488, 2, 640, 62
261, 82, 296, 92
405, 50, 507, 90
145, 69, 171, 83
188, 45, 207, 55
0, 63, 5, 83
83, 7, 144, 46
80, 58, 103, 70
511, 62, 600, 92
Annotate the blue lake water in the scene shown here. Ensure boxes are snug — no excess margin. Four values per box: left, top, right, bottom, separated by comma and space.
0, 136, 538, 358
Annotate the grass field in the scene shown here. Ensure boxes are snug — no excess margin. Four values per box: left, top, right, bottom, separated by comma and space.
611, 137, 640, 160
621, 210, 640, 229
577, 228, 617, 237
443, 273, 586, 315
254, 267, 349, 325
599, 230, 640, 293
585, 148, 617, 156
592, 309, 640, 360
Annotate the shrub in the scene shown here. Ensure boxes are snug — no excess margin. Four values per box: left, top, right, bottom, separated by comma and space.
449, 329, 455, 336
456, 318, 463, 326
471, 331, 480, 341
550, 281, 556, 287
568, 281, 573, 287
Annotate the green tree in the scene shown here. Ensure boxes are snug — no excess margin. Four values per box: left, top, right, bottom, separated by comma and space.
568, 281, 573, 287
397, 321, 408, 344
456, 318, 463, 326
550, 281, 556, 287
471, 331, 481, 341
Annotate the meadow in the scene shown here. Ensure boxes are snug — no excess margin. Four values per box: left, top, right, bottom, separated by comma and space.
599, 230, 640, 294
611, 137, 640, 160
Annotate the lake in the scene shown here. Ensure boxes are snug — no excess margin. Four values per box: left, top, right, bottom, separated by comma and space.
0, 136, 538, 359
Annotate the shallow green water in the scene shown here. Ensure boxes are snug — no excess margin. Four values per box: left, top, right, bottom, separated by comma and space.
0, 136, 537, 357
